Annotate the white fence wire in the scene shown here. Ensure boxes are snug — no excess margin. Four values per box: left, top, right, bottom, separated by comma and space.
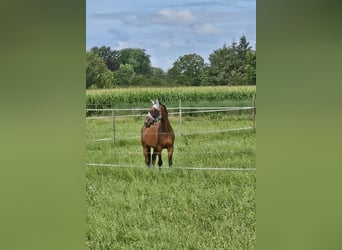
86, 163, 256, 172
86, 105, 256, 143
86, 102, 256, 171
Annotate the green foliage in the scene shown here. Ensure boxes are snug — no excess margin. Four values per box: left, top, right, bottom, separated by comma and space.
113, 64, 135, 87
91, 46, 119, 71
149, 67, 168, 86
208, 36, 256, 85
118, 48, 152, 76
86, 86, 256, 109
245, 49, 256, 85
86, 35, 256, 88
151, 67, 166, 79
168, 53, 206, 86
86, 51, 114, 89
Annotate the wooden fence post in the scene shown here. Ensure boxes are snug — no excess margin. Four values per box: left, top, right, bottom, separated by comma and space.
112, 108, 115, 143
179, 99, 183, 136
252, 94, 256, 130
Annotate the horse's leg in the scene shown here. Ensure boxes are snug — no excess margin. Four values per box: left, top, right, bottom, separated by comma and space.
167, 146, 174, 167
156, 146, 163, 170
151, 148, 157, 166
143, 145, 151, 167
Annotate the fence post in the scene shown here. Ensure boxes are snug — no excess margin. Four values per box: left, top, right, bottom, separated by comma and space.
179, 99, 183, 136
252, 94, 256, 130
112, 108, 115, 144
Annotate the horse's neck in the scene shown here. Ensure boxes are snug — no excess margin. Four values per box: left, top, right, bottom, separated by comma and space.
160, 111, 172, 132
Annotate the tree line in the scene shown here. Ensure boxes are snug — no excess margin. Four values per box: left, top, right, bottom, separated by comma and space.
86, 35, 256, 88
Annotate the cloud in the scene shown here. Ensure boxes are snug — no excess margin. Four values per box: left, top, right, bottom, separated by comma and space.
92, 9, 197, 27
113, 41, 130, 50
194, 23, 222, 34
87, 1, 256, 70
154, 9, 197, 25
151, 0, 231, 9
108, 29, 130, 41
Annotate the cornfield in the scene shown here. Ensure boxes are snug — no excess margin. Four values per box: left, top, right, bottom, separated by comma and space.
86, 86, 256, 109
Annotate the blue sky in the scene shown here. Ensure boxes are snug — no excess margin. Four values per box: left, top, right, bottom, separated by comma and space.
86, 0, 255, 71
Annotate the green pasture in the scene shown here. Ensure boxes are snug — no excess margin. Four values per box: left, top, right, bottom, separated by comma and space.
87, 167, 256, 249
86, 103, 256, 249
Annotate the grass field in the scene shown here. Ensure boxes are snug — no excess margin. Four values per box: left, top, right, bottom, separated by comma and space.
86, 91, 256, 249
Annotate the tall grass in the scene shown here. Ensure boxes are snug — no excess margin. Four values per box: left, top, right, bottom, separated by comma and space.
86, 107, 256, 249
86, 167, 256, 249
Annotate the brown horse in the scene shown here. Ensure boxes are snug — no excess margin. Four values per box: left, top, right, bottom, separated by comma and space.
141, 100, 175, 169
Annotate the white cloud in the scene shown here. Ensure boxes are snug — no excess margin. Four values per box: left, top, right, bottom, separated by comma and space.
194, 23, 222, 34
87, 1, 256, 70
156, 9, 197, 25
114, 41, 129, 50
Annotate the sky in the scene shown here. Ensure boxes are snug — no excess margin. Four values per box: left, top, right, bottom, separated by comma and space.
86, 0, 256, 71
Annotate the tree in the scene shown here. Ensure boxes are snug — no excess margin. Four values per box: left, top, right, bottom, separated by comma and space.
90, 46, 119, 71
236, 35, 253, 84
150, 67, 168, 86
85, 35, 255, 87
208, 43, 235, 85
245, 49, 256, 85
168, 53, 205, 86
237, 35, 251, 63
151, 67, 165, 79
199, 64, 212, 86
208, 36, 255, 85
86, 51, 113, 88
118, 48, 152, 76
113, 64, 135, 86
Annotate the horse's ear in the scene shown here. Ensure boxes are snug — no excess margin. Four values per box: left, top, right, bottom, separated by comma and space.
157, 99, 163, 106
151, 100, 155, 105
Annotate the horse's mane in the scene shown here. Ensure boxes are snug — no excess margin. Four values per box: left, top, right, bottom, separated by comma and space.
160, 102, 167, 113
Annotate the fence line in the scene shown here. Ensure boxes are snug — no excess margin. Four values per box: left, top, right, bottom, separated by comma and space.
174, 127, 254, 136
86, 98, 256, 169
86, 106, 253, 112
85, 107, 254, 120
86, 163, 256, 172
87, 138, 112, 142
120, 127, 254, 139
86, 126, 254, 142
108, 127, 252, 136
86, 101, 256, 143
87, 141, 254, 156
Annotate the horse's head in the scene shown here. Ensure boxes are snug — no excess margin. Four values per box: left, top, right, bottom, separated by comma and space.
144, 100, 162, 127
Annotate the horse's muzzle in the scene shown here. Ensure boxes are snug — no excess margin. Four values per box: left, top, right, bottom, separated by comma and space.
144, 116, 154, 127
